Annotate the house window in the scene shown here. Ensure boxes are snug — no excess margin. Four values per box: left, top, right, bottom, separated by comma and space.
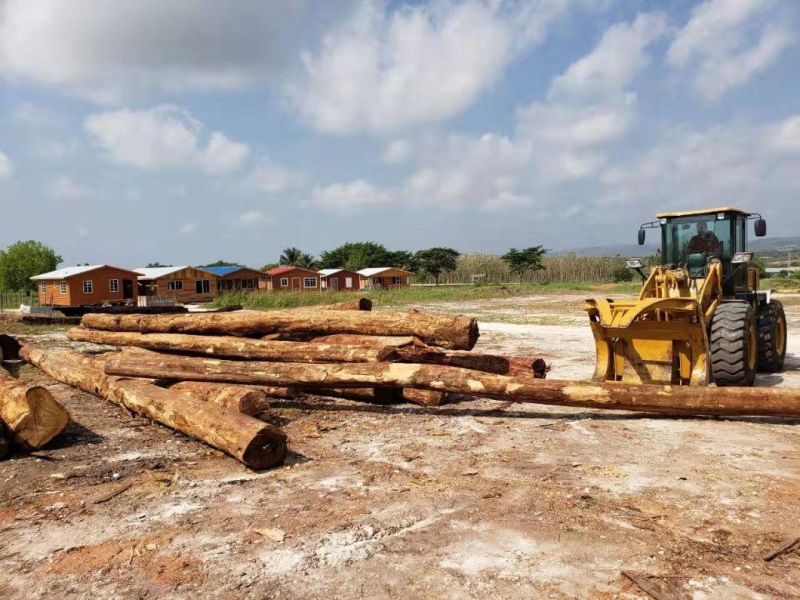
345, 277, 353, 288
109, 279, 119, 293
60, 281, 67, 294
392, 276, 403, 285
280, 277, 289, 287
303, 277, 317, 288
168, 280, 183, 290
82, 280, 93, 294
195, 280, 210, 294
242, 278, 254, 289
39, 281, 47, 294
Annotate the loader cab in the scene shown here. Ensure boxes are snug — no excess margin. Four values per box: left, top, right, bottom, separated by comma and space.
639, 207, 766, 296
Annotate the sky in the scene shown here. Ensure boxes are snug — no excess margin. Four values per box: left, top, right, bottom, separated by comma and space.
1, 0, 799, 268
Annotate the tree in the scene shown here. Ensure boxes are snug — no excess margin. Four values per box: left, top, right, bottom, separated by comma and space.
414, 247, 460, 285
295, 252, 318, 269
501, 246, 547, 281
279, 247, 304, 266
201, 260, 239, 268
318, 242, 413, 271
261, 262, 279, 272
145, 262, 172, 268
0, 240, 62, 292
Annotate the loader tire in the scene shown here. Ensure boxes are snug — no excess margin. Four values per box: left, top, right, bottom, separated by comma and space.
757, 300, 787, 373
710, 302, 757, 387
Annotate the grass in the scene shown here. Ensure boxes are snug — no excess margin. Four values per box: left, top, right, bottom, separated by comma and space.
212, 282, 641, 311
763, 277, 800, 291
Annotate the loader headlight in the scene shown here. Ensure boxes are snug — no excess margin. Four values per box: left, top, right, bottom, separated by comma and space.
732, 252, 753, 264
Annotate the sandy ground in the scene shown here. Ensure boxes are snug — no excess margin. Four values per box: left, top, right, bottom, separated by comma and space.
1, 293, 799, 599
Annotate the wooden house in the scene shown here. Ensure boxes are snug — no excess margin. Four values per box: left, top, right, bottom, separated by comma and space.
204, 266, 268, 292
319, 268, 361, 292
31, 265, 140, 307
266, 266, 320, 292
358, 267, 413, 290
136, 266, 220, 304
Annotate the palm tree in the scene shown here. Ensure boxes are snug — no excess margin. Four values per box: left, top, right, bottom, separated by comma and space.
296, 252, 318, 269
279, 247, 303, 265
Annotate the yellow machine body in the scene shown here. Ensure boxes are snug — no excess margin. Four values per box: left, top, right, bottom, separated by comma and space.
585, 262, 724, 385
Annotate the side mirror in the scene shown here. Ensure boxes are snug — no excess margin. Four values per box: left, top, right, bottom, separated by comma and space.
638, 229, 646, 245
754, 218, 767, 237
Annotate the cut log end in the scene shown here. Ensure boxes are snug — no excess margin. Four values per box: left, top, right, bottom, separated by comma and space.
19, 385, 71, 449
243, 428, 288, 470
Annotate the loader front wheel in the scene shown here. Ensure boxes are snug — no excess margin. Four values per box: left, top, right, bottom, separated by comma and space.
757, 300, 787, 373
710, 302, 757, 387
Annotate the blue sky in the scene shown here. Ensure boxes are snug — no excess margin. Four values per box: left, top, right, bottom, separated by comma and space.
1, 0, 799, 268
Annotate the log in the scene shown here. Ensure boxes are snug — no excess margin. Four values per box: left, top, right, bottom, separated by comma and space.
0, 362, 70, 449
167, 382, 270, 416
81, 309, 479, 350
306, 334, 422, 348
20, 345, 286, 469
103, 352, 800, 418
68, 328, 394, 363
302, 387, 399, 404
317, 298, 372, 311
392, 345, 547, 379
401, 388, 447, 407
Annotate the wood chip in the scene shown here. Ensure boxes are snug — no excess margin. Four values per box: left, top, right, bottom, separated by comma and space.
254, 527, 285, 542
93, 482, 133, 504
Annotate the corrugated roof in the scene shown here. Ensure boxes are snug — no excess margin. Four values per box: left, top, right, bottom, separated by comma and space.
267, 266, 318, 276
134, 266, 218, 280
358, 267, 401, 277
31, 265, 142, 280
204, 266, 242, 276
318, 268, 343, 277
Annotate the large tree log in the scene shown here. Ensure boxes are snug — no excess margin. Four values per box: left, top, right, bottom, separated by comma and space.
305, 334, 422, 347
166, 381, 270, 416
20, 345, 286, 469
387, 345, 547, 379
68, 328, 394, 363
81, 309, 479, 350
104, 352, 800, 418
401, 388, 447, 407
0, 362, 70, 449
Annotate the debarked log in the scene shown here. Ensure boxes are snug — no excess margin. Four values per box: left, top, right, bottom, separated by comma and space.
20, 345, 286, 469
103, 352, 800, 418
0, 362, 70, 449
391, 345, 547, 379
81, 309, 479, 350
68, 328, 394, 363
167, 381, 270, 416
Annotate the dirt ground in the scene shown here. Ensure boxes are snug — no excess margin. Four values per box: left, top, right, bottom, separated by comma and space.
1, 294, 799, 599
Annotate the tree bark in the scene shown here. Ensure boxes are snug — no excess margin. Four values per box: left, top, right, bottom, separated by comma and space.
304, 334, 422, 348
301, 387, 399, 404
0, 363, 70, 449
166, 381, 270, 416
103, 352, 800, 418
68, 328, 394, 363
81, 309, 479, 350
20, 345, 287, 469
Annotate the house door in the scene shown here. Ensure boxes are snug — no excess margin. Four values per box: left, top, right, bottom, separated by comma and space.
122, 279, 134, 299
291, 278, 301, 291
330, 278, 339, 291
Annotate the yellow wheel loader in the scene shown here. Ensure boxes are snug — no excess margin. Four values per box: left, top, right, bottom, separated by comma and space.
585, 207, 788, 386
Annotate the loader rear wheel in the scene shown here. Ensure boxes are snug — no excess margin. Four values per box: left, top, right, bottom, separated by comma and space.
710, 302, 757, 387
757, 300, 787, 373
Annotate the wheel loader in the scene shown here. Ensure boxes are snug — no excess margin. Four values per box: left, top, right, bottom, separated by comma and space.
585, 207, 787, 386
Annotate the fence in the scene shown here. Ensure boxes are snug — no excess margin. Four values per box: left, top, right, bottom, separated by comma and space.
0, 291, 39, 312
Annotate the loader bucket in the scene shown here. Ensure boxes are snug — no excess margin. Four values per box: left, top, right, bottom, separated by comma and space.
584, 297, 710, 386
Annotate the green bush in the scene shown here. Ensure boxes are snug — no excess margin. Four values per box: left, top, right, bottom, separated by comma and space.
610, 267, 633, 283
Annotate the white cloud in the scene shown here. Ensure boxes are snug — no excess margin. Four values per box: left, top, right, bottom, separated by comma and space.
84, 105, 249, 174
254, 160, 304, 194
238, 210, 270, 227
290, 0, 576, 134
774, 115, 800, 152
382, 139, 412, 165
179, 222, 198, 235
47, 176, 91, 200
311, 180, 394, 211
0, 151, 12, 180
667, 0, 796, 101
0, 0, 337, 103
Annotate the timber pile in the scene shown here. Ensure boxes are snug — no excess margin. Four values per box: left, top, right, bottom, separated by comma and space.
70, 300, 548, 408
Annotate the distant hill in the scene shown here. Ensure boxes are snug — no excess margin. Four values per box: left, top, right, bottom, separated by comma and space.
554, 236, 800, 259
